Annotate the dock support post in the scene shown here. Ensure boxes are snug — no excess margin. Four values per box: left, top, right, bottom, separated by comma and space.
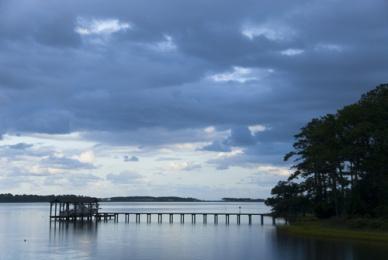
237, 214, 240, 225
136, 214, 140, 223
169, 214, 173, 223
203, 214, 207, 224
225, 214, 229, 225
66, 202, 70, 221
191, 214, 196, 224
158, 214, 162, 223
214, 214, 218, 224
248, 214, 252, 225
180, 214, 184, 223
147, 214, 151, 223
261, 215, 264, 225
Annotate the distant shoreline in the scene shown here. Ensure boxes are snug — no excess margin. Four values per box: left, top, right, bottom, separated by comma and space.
0, 194, 265, 203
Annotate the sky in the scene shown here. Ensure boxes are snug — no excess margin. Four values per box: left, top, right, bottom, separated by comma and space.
0, 0, 387, 199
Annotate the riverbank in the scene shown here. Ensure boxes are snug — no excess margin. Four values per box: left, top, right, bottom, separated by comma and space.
279, 218, 388, 243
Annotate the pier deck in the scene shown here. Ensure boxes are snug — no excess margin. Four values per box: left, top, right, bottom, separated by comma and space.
86, 212, 278, 225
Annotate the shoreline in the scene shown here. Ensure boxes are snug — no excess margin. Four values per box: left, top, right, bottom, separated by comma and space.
0, 200, 266, 203
0, 194, 265, 203
278, 220, 388, 243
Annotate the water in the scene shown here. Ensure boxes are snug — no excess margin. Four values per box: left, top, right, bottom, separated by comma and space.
0, 202, 386, 260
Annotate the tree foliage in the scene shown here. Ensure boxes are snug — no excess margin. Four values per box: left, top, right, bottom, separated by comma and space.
266, 84, 388, 219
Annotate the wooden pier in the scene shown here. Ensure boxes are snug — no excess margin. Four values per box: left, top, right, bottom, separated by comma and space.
49, 200, 277, 225
92, 212, 277, 225
49, 198, 99, 222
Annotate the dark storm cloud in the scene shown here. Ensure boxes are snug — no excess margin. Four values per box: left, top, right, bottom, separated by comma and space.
0, 0, 387, 165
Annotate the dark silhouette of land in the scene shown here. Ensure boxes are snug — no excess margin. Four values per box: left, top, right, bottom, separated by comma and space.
103, 196, 201, 202
222, 198, 265, 202
0, 194, 97, 203
0, 194, 264, 203
266, 84, 388, 234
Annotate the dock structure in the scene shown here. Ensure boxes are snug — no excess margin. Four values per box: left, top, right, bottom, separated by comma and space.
49, 198, 99, 221
93, 212, 277, 225
49, 202, 277, 225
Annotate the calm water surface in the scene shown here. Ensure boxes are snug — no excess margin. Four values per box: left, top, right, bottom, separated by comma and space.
0, 202, 386, 260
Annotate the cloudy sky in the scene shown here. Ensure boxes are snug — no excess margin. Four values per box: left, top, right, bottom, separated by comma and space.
0, 0, 387, 199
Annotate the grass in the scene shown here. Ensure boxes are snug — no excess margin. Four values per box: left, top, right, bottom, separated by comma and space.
278, 218, 388, 243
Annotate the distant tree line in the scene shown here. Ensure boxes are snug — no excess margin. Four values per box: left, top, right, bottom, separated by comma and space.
222, 198, 265, 202
266, 84, 388, 219
106, 196, 201, 202
0, 194, 267, 203
0, 194, 97, 203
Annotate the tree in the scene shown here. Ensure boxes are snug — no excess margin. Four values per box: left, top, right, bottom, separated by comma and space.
266, 84, 388, 219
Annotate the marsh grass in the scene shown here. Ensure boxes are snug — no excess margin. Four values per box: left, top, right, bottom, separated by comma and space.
279, 217, 388, 243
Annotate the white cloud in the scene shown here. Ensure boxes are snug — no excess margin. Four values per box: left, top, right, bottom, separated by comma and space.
216, 148, 244, 159
248, 124, 266, 135
256, 165, 290, 177
204, 126, 216, 134
209, 66, 273, 83
75, 17, 131, 36
77, 150, 95, 163
150, 35, 177, 52
280, 48, 304, 56
165, 161, 201, 171
241, 23, 295, 41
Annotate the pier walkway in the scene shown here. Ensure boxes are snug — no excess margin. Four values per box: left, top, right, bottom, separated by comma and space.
48, 200, 279, 225
91, 212, 277, 225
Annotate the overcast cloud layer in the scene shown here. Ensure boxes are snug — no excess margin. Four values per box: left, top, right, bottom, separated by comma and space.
0, 0, 387, 198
